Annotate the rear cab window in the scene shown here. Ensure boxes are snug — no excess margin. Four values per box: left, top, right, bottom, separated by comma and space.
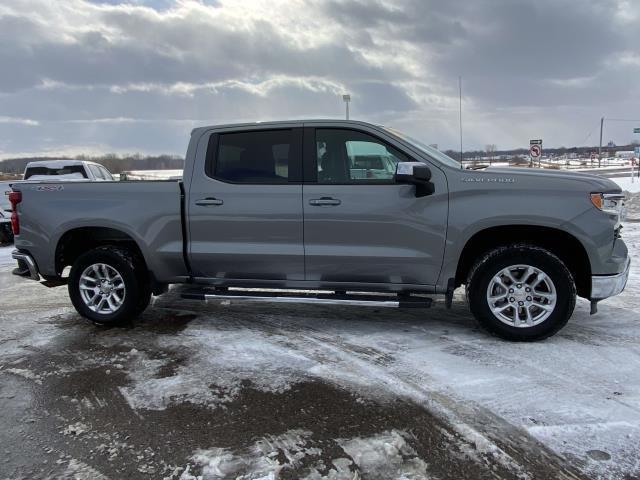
24, 165, 88, 180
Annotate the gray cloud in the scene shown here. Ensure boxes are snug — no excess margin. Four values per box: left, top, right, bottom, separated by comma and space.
0, 0, 639, 158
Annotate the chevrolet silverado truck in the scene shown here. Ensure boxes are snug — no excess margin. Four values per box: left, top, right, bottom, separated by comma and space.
9, 120, 630, 341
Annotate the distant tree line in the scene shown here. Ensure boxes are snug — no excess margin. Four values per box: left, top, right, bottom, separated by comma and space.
0, 154, 184, 175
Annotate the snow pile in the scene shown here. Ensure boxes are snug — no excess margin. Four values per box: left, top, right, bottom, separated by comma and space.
624, 191, 640, 221
338, 430, 429, 479
62, 422, 90, 437
180, 430, 321, 479
178, 429, 427, 480
56, 458, 109, 480
4, 367, 44, 384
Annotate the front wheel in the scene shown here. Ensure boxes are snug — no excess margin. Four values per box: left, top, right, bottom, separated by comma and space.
68, 246, 151, 325
466, 244, 576, 341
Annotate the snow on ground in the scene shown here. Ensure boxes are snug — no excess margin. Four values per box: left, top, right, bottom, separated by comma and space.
0, 245, 13, 266
178, 429, 429, 480
106, 222, 640, 479
613, 176, 640, 193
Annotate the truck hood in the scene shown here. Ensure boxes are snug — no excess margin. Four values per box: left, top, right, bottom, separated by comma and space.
483, 166, 621, 193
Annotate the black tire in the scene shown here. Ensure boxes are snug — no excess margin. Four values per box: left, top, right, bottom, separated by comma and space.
466, 244, 576, 341
0, 223, 13, 244
134, 281, 153, 316
68, 246, 151, 325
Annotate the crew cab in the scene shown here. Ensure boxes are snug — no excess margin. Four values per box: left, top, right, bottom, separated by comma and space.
9, 120, 630, 341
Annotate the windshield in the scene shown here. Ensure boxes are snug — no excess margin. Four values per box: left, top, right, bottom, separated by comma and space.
383, 127, 461, 169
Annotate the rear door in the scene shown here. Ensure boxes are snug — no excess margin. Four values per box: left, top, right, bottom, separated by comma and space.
302, 126, 448, 287
188, 127, 304, 281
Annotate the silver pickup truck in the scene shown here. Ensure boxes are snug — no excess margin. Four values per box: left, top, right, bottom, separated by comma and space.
9, 120, 630, 341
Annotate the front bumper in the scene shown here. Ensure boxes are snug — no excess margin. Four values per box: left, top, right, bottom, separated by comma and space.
591, 258, 631, 300
11, 250, 40, 281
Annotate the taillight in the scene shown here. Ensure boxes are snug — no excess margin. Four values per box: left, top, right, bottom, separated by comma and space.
8, 191, 21, 235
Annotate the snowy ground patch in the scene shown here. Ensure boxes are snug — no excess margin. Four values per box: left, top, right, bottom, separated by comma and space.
0, 245, 14, 266
179, 429, 430, 480
613, 176, 640, 193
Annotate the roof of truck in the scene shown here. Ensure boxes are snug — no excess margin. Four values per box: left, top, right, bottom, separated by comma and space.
24, 159, 93, 169
190, 119, 382, 136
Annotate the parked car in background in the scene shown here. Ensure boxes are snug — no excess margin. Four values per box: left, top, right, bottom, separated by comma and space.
346, 140, 398, 180
0, 183, 13, 243
23, 160, 115, 181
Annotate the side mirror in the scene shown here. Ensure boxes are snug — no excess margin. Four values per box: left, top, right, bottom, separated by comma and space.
395, 162, 431, 183
395, 162, 434, 197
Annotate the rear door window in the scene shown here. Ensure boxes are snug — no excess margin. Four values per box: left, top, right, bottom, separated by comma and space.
207, 129, 302, 184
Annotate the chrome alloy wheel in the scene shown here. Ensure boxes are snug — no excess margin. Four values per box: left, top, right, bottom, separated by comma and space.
79, 263, 126, 314
486, 264, 557, 328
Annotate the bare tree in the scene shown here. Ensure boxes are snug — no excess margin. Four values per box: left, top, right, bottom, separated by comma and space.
485, 144, 497, 165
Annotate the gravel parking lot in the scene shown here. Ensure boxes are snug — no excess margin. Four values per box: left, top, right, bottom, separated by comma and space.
0, 220, 639, 480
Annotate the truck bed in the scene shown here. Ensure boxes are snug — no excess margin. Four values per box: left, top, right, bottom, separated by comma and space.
13, 180, 187, 282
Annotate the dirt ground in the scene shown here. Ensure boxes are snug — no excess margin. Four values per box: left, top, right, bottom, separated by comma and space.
0, 222, 639, 480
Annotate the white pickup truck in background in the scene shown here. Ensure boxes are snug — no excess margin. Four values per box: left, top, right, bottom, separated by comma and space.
23, 159, 115, 181
1, 160, 115, 245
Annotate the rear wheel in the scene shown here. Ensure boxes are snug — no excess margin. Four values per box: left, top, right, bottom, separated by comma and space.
68, 246, 151, 325
466, 244, 576, 341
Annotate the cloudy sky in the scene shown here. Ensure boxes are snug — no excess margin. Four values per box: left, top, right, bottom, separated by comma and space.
1, 0, 639, 158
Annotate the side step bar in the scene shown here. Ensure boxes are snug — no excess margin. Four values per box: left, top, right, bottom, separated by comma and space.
181, 288, 432, 309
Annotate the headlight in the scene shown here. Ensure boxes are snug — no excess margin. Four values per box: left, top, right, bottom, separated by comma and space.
591, 193, 626, 226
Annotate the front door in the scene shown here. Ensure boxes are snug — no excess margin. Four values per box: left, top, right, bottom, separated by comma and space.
302, 127, 448, 287
188, 127, 304, 281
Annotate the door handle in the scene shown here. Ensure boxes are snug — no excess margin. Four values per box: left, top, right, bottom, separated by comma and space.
309, 197, 341, 206
195, 198, 224, 206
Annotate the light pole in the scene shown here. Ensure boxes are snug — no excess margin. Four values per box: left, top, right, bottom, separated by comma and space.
598, 116, 604, 169
342, 94, 351, 120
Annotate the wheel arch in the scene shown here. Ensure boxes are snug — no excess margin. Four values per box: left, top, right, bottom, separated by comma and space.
55, 226, 147, 277
455, 225, 591, 298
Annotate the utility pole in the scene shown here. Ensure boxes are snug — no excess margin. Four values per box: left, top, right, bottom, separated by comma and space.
342, 94, 351, 120
598, 116, 604, 168
459, 76, 463, 166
